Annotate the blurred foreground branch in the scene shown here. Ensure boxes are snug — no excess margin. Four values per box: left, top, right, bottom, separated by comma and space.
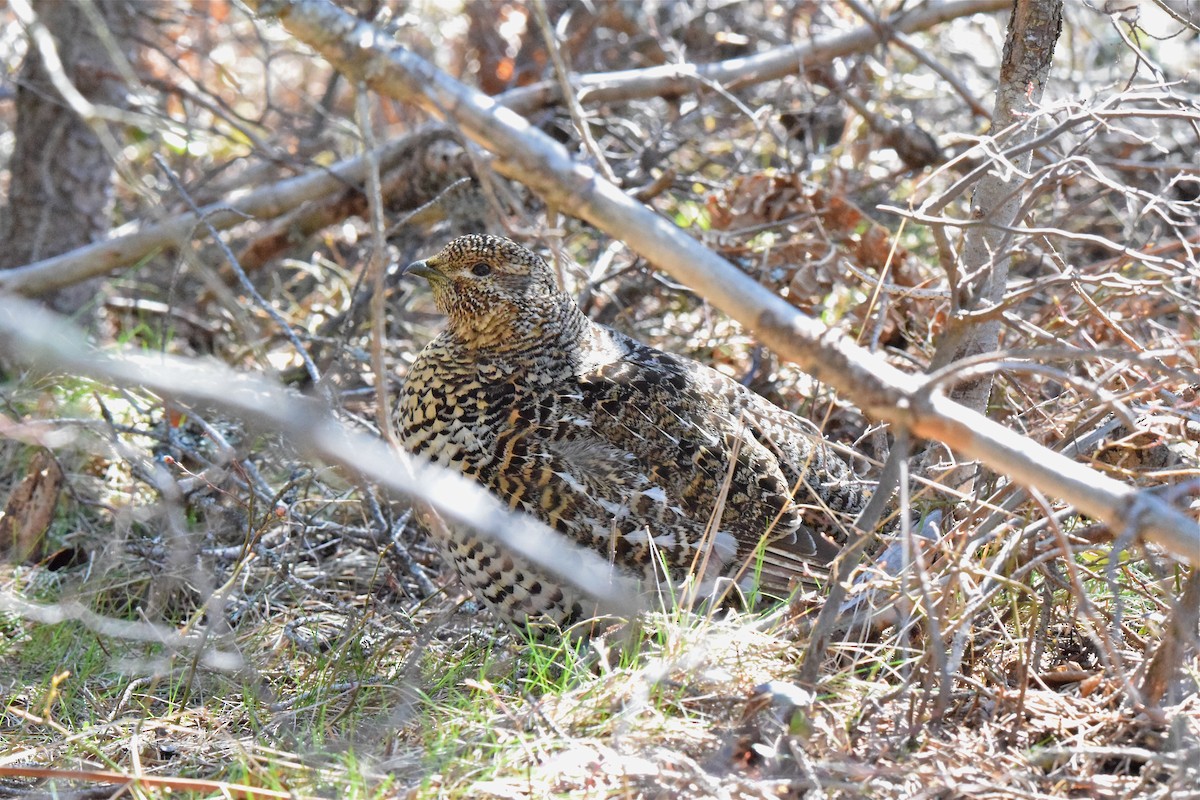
0, 592, 241, 672
0, 297, 643, 619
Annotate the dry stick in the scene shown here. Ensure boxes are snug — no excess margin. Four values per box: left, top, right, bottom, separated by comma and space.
152, 154, 327, 397
531, 0, 617, 184
896, 449, 956, 721
913, 94, 1190, 219
926, 0, 1064, 438
1035, 485, 1143, 704
841, 0, 991, 119
0, 132, 427, 296
0, 0, 1007, 298
936, 388, 1182, 677
498, 0, 1012, 111
248, 0, 1198, 563
0, 591, 241, 670
355, 86, 396, 449
0, 767, 295, 800
1140, 566, 1200, 707
236, 128, 465, 272
314, 172, 471, 357
0, 296, 643, 619
894, 208, 1186, 275
363, 485, 436, 599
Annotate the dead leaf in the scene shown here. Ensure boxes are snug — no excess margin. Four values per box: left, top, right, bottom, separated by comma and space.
1079, 674, 1104, 698
0, 450, 64, 563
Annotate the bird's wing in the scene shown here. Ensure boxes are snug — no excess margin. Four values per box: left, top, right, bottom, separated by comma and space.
553, 325, 856, 592
481, 400, 743, 586
735, 387, 868, 533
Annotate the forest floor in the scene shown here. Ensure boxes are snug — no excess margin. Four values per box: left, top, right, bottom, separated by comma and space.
2, 1, 1198, 798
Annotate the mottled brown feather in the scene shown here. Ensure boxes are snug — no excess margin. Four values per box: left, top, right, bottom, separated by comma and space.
398, 234, 867, 632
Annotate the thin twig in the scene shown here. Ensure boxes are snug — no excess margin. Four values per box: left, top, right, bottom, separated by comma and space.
152, 154, 328, 396
532, 0, 617, 184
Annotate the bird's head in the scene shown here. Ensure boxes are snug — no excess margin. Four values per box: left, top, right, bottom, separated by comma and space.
404, 234, 573, 347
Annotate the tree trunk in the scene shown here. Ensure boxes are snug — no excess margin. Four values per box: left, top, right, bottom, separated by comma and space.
1, 0, 137, 315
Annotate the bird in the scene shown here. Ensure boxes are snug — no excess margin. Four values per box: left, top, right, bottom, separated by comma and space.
397, 234, 867, 633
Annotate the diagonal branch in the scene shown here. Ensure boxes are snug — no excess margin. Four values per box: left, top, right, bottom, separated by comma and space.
0, 297, 645, 620
0, 129, 440, 296
0, 0, 1007, 297
248, 0, 1198, 562
498, 0, 1011, 111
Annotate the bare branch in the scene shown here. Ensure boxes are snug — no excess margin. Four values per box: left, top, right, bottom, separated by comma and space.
927, 0, 1064, 423
0, 591, 241, 671
0, 297, 645, 619
0, 129, 438, 296
0, 0, 1009, 296
247, 0, 1199, 562
498, 0, 1012, 112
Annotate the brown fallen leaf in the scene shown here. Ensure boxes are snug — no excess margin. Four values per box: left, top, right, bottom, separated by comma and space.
0, 449, 64, 563
1079, 673, 1104, 698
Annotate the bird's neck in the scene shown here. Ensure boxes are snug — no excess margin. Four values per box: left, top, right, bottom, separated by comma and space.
448, 294, 589, 356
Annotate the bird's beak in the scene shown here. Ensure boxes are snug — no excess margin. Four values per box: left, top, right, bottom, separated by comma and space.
403, 259, 445, 282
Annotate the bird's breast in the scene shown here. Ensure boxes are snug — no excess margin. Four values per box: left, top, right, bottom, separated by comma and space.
398, 347, 531, 473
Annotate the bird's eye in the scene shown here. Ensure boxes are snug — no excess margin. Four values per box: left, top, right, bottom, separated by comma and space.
471, 262, 491, 277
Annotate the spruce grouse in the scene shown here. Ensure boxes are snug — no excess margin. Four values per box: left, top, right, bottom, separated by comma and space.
398, 234, 867, 632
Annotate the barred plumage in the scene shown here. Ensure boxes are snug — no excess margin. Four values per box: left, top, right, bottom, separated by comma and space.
398, 234, 866, 632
